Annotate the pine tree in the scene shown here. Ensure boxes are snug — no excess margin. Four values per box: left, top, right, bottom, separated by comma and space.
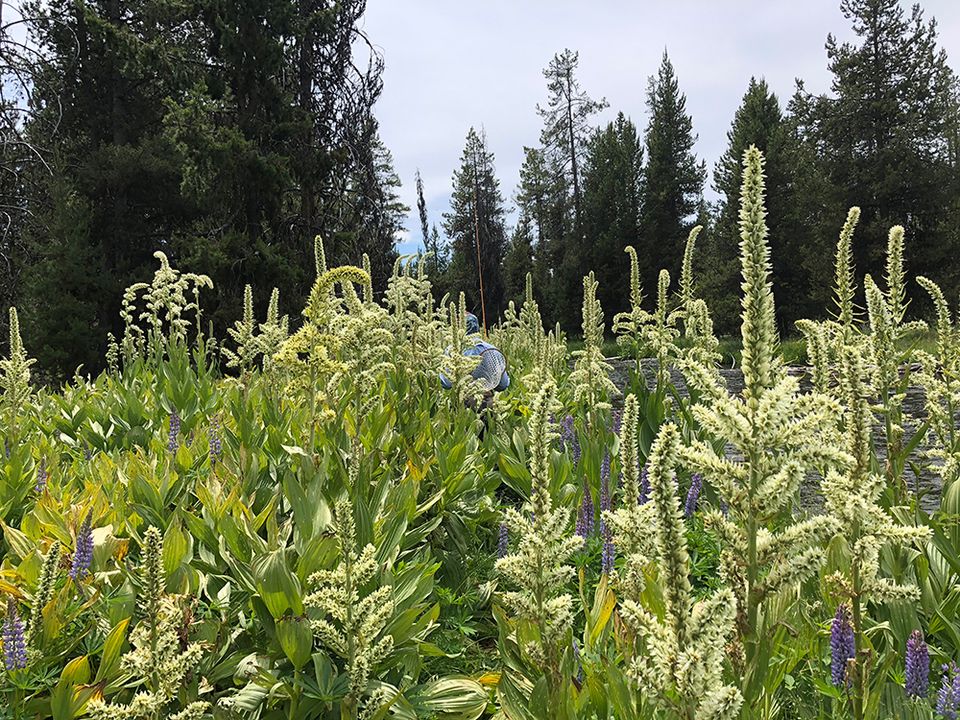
792, 0, 960, 305
640, 51, 706, 291
581, 112, 644, 321
442, 127, 508, 325
707, 78, 816, 335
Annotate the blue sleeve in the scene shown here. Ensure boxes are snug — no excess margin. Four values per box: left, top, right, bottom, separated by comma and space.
495, 370, 510, 392
439, 372, 452, 389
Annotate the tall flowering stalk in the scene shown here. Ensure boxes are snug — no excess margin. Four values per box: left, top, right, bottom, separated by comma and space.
0, 307, 35, 441
823, 343, 931, 719
305, 496, 394, 718
833, 207, 861, 331
676, 147, 846, 705
684, 474, 703, 518
604, 394, 653, 597
613, 246, 647, 374
88, 526, 208, 720
679, 225, 702, 336
914, 276, 960, 486
570, 272, 616, 425
496, 381, 581, 700
27, 541, 61, 646
616, 423, 743, 719
599, 454, 615, 574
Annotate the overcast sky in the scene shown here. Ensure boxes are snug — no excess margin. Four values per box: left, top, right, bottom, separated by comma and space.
360, 1, 960, 256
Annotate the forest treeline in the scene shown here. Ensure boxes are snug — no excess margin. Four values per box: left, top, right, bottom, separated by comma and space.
434, 0, 960, 339
1, 0, 959, 373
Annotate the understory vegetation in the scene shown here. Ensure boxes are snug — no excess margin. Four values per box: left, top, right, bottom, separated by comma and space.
1, 147, 960, 720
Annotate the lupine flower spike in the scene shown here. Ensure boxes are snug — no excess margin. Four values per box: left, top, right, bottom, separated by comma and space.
70, 510, 94, 581
35, 457, 48, 492
168, 411, 181, 452
905, 630, 929, 699
497, 523, 509, 559
208, 415, 223, 464
938, 663, 960, 720
576, 484, 594, 539
2, 597, 27, 671
830, 604, 855, 687
684, 473, 703, 518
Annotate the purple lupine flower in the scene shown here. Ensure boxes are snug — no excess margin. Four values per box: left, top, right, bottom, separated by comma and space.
83, 444, 93, 461
69, 510, 94, 581
2, 598, 27, 671
497, 523, 509, 559
3, 438, 9, 458
685, 474, 703, 518
938, 664, 960, 720
830, 604, 855, 687
561, 415, 580, 465
168, 411, 181, 452
639, 466, 650, 505
35, 458, 48, 493
208, 416, 223, 463
906, 630, 929, 699
185, 431, 194, 448
601, 538, 616, 575
611, 408, 622, 436
572, 638, 584, 686
720, 498, 729, 517
938, 664, 960, 719
576, 484, 594, 539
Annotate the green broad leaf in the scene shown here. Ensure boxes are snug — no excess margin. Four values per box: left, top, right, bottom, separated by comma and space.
254, 549, 303, 617
1, 521, 33, 560
162, 520, 191, 575
275, 615, 314, 670
405, 677, 488, 720
95, 618, 130, 682
50, 655, 91, 720
282, 472, 313, 538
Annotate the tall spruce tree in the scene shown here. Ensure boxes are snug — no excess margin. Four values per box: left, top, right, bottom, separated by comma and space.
581, 112, 643, 320
640, 51, 706, 290
792, 0, 960, 304
442, 127, 508, 325
707, 78, 816, 335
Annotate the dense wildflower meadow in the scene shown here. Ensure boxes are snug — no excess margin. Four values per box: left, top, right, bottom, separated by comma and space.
1, 146, 960, 720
